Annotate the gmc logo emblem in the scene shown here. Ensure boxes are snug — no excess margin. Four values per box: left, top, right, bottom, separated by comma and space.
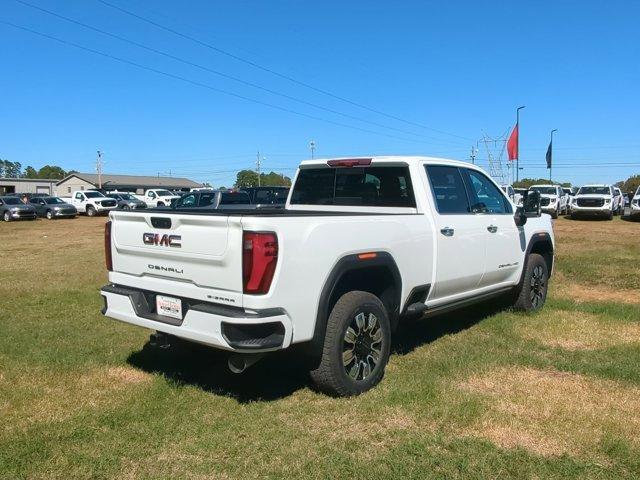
143, 233, 182, 248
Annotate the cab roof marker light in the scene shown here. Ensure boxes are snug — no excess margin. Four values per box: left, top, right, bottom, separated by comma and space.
327, 158, 372, 167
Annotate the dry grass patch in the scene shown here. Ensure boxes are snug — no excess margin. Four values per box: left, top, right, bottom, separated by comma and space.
551, 278, 640, 306
517, 309, 640, 351
0, 365, 152, 435
458, 366, 640, 457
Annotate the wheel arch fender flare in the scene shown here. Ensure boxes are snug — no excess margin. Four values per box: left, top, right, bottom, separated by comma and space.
310, 252, 402, 353
518, 232, 554, 286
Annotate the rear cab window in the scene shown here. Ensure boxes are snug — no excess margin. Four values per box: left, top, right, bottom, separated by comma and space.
290, 166, 416, 207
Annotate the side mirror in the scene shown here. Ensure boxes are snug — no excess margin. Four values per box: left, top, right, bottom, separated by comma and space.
523, 190, 542, 217
514, 206, 527, 226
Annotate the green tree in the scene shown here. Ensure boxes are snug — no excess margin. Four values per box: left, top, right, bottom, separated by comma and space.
260, 171, 292, 186
235, 169, 259, 188
615, 174, 640, 195
37, 165, 67, 179
24, 166, 38, 178
513, 178, 571, 189
0, 160, 22, 177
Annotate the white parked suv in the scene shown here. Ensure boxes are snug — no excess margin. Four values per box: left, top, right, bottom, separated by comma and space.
67, 190, 118, 216
101, 156, 554, 396
570, 184, 615, 220
143, 189, 182, 207
630, 186, 640, 220
528, 185, 567, 218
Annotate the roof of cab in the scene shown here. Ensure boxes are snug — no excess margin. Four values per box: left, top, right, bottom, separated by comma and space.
298, 155, 476, 168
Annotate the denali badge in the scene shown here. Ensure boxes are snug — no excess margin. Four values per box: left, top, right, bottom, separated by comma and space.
143, 233, 181, 248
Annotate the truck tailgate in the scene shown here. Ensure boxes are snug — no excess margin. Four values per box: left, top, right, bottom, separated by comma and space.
110, 211, 243, 294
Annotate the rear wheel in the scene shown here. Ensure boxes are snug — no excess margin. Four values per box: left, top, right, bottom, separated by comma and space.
309, 291, 391, 397
513, 253, 549, 312
86, 206, 96, 217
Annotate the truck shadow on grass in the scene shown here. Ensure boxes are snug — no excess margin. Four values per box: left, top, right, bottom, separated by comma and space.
126, 301, 505, 403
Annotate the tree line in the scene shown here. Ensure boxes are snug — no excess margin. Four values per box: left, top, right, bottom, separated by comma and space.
0, 159, 68, 179
234, 169, 292, 188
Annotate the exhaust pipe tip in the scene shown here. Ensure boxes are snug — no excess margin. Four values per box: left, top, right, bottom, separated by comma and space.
228, 353, 265, 374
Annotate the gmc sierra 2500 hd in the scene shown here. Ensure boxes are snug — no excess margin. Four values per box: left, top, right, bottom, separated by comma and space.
101, 156, 553, 396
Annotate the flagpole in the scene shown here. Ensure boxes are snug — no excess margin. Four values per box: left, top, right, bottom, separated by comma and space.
549, 129, 557, 182
516, 106, 526, 182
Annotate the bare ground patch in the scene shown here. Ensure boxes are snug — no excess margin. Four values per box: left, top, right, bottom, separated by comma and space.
517, 309, 640, 351
457, 366, 640, 457
550, 274, 640, 305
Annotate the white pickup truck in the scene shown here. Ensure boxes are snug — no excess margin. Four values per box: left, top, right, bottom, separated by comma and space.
141, 189, 182, 207
570, 184, 615, 219
101, 156, 554, 396
630, 186, 640, 220
66, 190, 118, 216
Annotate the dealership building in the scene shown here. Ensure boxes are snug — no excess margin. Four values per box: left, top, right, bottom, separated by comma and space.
0, 177, 59, 196
54, 173, 202, 196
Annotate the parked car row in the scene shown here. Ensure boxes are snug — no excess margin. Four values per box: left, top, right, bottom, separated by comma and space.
1, 186, 292, 222
499, 183, 636, 221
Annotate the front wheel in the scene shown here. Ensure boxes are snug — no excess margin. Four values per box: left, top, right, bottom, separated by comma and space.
309, 291, 391, 397
551, 207, 559, 219
3, 211, 10, 222
157, 202, 165, 207
86, 206, 96, 217
513, 253, 549, 312
46, 210, 53, 220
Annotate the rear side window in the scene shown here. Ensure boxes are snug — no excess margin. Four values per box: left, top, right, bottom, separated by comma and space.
220, 192, 250, 205
290, 166, 415, 207
425, 165, 470, 214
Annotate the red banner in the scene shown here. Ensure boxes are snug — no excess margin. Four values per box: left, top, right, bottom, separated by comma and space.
507, 124, 518, 161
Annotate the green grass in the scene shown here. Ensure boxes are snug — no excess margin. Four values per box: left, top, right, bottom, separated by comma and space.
1, 217, 639, 479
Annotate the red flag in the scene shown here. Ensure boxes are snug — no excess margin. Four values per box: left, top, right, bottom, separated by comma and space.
507, 124, 518, 161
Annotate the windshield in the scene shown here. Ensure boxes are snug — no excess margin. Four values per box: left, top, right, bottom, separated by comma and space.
119, 194, 135, 200
530, 186, 557, 195
563, 188, 572, 194
156, 190, 174, 197
45, 197, 65, 204
578, 186, 610, 195
2, 197, 21, 205
85, 191, 106, 198
636, 186, 640, 196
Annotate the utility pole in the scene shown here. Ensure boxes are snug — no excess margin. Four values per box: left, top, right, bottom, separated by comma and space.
515, 106, 525, 182
96, 150, 103, 189
470, 145, 477, 164
256, 151, 262, 187
309, 140, 316, 159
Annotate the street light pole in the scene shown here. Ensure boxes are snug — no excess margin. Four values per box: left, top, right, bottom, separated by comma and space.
516, 106, 525, 182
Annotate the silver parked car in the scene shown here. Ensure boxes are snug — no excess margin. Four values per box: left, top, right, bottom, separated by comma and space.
106, 192, 147, 210
29, 196, 77, 219
0, 196, 37, 221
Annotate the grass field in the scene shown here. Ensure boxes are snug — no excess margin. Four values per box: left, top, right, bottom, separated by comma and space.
1, 215, 639, 479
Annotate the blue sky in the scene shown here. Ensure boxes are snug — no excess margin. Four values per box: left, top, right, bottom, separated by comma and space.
1, 0, 638, 187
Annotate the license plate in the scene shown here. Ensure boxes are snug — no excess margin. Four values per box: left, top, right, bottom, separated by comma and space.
156, 295, 183, 320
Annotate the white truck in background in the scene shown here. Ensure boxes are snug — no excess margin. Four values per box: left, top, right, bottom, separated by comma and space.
101, 156, 554, 396
65, 190, 118, 216
630, 186, 640, 220
528, 184, 568, 218
141, 189, 182, 207
570, 184, 616, 219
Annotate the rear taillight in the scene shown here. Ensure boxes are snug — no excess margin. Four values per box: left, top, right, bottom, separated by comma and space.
242, 231, 278, 294
105, 220, 113, 271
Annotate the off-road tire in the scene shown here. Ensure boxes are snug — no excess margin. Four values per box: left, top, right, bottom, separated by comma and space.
309, 291, 391, 397
86, 206, 96, 217
513, 253, 549, 312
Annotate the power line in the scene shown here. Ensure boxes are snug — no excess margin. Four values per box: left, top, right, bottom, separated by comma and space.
96, 0, 474, 142
13, 0, 465, 147
2, 20, 463, 147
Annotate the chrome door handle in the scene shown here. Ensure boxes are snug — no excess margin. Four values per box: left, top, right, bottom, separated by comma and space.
440, 227, 454, 237
487, 225, 498, 233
